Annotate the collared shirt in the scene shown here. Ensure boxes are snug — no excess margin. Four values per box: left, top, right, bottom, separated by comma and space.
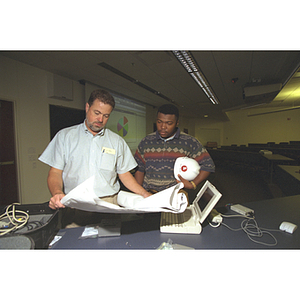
39, 121, 137, 196
134, 128, 215, 192
159, 132, 177, 142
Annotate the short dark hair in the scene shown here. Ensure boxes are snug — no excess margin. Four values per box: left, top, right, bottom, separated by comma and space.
87, 89, 115, 109
157, 104, 179, 120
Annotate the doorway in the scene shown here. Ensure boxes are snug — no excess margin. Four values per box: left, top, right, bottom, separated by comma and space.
0, 100, 19, 206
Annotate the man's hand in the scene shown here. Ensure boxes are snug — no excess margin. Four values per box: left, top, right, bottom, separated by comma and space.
49, 193, 66, 210
119, 171, 152, 198
177, 174, 196, 190
141, 190, 153, 198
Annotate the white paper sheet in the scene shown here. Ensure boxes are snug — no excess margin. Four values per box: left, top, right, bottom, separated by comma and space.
60, 176, 188, 214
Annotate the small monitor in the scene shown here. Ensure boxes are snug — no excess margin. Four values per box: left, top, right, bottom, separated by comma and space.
193, 181, 222, 224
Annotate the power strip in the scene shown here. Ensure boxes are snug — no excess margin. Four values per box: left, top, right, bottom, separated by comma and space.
230, 204, 254, 216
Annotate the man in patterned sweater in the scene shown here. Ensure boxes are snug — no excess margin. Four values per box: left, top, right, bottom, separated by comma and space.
134, 104, 215, 193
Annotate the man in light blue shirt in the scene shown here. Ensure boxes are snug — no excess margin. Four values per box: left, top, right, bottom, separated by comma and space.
39, 89, 151, 211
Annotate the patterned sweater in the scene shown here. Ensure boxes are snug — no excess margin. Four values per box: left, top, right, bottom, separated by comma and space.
134, 128, 215, 192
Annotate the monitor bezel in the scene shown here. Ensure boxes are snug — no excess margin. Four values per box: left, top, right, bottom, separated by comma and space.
193, 180, 222, 224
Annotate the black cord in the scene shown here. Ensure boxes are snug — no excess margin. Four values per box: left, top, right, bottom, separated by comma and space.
25, 221, 44, 231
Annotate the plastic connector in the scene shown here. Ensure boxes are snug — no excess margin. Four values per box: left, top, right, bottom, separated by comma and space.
212, 214, 223, 223
210, 209, 223, 224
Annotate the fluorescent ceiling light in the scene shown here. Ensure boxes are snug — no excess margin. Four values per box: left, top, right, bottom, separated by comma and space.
173, 51, 219, 105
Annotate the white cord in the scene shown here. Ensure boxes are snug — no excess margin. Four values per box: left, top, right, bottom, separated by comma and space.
220, 213, 278, 246
208, 212, 248, 228
0, 203, 29, 236
208, 220, 222, 228
241, 218, 278, 246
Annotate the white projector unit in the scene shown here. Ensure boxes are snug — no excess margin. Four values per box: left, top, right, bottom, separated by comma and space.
244, 83, 282, 97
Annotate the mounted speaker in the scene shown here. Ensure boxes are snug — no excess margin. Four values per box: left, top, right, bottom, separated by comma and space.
47, 73, 73, 101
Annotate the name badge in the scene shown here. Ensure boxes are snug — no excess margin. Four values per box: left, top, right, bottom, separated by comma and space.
102, 147, 116, 155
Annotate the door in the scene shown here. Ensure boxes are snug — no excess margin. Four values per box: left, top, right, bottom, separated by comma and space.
0, 100, 19, 206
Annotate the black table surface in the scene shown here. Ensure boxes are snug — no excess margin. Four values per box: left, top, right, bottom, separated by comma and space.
49, 194, 300, 250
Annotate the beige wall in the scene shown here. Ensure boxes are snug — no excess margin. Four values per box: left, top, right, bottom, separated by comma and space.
193, 107, 300, 147
0, 55, 85, 204
223, 108, 300, 145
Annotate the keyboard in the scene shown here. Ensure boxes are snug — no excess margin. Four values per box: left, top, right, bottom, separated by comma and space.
161, 212, 185, 227
160, 210, 202, 234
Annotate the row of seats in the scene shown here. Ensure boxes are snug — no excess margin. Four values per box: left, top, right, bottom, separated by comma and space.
207, 142, 300, 197
206, 142, 300, 165
208, 149, 269, 174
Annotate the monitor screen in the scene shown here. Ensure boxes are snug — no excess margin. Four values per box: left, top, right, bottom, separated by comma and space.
194, 181, 222, 223
197, 187, 214, 211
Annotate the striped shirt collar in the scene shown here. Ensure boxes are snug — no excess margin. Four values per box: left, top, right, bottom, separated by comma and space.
156, 127, 180, 141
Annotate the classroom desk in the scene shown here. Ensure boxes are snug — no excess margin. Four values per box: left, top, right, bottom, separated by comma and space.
275, 165, 300, 196
49, 194, 300, 250
278, 165, 300, 181
261, 154, 295, 183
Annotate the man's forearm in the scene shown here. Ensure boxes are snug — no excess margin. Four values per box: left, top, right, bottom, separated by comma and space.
119, 171, 150, 198
193, 170, 210, 186
47, 167, 64, 196
134, 170, 145, 186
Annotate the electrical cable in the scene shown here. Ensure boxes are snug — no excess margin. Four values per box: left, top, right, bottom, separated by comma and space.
0, 203, 29, 236
208, 220, 222, 228
240, 217, 278, 246
26, 221, 44, 231
218, 213, 278, 246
